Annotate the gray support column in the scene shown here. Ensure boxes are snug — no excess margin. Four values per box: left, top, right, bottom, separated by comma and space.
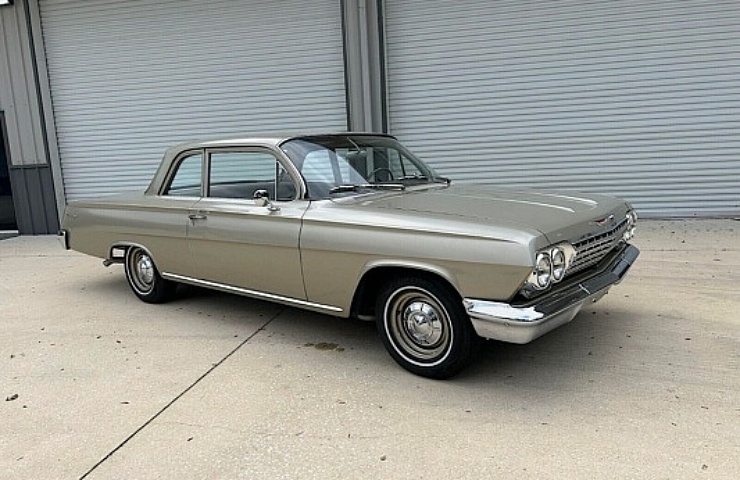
342, 0, 387, 132
26, 0, 65, 223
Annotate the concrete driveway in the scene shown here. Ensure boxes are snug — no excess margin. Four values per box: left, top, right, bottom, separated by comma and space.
1, 220, 738, 479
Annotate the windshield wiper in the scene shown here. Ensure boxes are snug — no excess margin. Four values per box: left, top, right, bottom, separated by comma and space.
397, 174, 428, 181
329, 183, 406, 194
397, 174, 450, 184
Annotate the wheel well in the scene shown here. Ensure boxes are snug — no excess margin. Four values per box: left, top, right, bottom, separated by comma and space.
106, 244, 130, 264
350, 266, 460, 319
108, 243, 151, 266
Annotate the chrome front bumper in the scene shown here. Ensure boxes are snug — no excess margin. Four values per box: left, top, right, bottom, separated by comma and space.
464, 244, 640, 344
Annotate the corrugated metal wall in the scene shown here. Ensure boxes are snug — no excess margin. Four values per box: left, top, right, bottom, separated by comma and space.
385, 0, 740, 217
0, 1, 59, 234
0, 2, 47, 167
39, 0, 348, 201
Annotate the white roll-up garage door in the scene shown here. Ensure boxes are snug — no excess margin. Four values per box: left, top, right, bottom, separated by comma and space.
385, 1, 740, 217
40, 0, 347, 201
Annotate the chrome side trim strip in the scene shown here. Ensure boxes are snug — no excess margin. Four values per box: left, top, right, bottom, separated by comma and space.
161, 272, 343, 313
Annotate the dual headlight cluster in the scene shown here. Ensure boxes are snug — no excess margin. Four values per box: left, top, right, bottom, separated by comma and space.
525, 210, 638, 294
624, 210, 638, 242
526, 243, 577, 292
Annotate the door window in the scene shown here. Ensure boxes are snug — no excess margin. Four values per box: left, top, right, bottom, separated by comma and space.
208, 151, 296, 201
165, 152, 203, 196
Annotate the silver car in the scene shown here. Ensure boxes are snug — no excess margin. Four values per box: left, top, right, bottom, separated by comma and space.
60, 133, 639, 378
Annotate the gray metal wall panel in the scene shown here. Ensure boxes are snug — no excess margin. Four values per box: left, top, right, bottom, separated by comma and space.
39, 0, 347, 201
385, 0, 740, 217
0, 1, 47, 167
8, 165, 58, 234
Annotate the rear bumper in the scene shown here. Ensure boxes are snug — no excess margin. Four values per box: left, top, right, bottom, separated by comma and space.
464, 244, 639, 344
58, 229, 70, 250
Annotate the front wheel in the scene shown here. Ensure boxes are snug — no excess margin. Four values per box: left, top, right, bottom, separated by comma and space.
376, 276, 477, 379
124, 246, 175, 303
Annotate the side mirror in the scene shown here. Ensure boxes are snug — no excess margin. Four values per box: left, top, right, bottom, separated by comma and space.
253, 189, 280, 212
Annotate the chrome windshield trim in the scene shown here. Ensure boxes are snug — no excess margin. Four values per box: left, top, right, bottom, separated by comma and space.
160, 272, 343, 313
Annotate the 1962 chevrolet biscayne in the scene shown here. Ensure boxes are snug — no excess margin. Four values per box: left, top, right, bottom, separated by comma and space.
60, 133, 639, 378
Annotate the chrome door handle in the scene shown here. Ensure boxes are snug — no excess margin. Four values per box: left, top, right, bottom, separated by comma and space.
188, 213, 207, 221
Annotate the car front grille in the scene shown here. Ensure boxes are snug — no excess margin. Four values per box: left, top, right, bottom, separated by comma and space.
567, 218, 629, 276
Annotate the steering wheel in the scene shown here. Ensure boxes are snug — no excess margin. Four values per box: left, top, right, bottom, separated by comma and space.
368, 167, 395, 182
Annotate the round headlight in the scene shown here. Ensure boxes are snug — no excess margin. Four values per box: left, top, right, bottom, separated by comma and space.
535, 253, 553, 289
624, 210, 638, 241
551, 247, 566, 282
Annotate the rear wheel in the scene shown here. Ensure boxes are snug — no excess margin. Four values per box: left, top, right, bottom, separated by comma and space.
376, 276, 477, 379
124, 247, 175, 303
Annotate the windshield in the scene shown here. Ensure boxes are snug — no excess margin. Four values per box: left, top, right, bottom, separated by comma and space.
280, 135, 446, 199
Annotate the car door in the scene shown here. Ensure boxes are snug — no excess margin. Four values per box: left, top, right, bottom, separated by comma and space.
187, 148, 307, 300
144, 149, 204, 277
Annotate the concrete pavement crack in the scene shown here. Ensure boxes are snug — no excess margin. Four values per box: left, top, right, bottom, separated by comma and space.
78, 310, 283, 479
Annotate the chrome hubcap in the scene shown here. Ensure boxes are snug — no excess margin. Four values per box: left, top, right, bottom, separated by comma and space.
402, 301, 443, 346
136, 254, 154, 286
386, 287, 452, 363
127, 248, 155, 293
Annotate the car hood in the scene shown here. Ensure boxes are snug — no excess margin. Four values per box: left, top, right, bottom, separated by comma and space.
338, 184, 629, 243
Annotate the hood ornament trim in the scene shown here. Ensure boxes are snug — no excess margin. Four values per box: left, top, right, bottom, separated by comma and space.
591, 214, 615, 227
